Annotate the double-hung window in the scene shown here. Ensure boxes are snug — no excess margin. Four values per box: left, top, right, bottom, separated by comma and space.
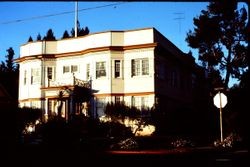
96, 61, 106, 78
31, 68, 40, 85
115, 60, 121, 78
24, 70, 27, 85
131, 58, 149, 77
63, 66, 70, 73
71, 65, 78, 73
47, 67, 53, 80
86, 64, 90, 80
142, 59, 149, 75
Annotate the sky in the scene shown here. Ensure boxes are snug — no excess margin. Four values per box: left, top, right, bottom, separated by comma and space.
0, 1, 248, 86
0, 1, 210, 61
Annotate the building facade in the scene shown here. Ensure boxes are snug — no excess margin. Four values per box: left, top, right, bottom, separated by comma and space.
17, 27, 204, 121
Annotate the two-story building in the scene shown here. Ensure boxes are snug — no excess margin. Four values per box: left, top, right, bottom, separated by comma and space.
17, 27, 205, 121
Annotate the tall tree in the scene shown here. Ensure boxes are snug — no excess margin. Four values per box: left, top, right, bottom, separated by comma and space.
186, 0, 248, 88
0, 47, 19, 99
4, 47, 17, 72
62, 30, 70, 39
27, 36, 33, 42
70, 21, 90, 37
37, 33, 42, 41
43, 29, 56, 40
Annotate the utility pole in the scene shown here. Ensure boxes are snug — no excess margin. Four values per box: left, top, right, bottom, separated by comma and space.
173, 12, 185, 33
75, 1, 78, 38
173, 12, 185, 47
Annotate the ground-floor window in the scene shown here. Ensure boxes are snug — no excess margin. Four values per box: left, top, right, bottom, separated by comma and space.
96, 97, 106, 117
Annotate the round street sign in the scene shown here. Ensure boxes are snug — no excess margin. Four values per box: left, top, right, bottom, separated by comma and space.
213, 92, 227, 109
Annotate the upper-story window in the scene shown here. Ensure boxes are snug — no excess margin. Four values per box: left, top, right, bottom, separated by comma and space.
71, 65, 78, 73
171, 70, 178, 88
63, 65, 78, 74
31, 68, 40, 85
96, 61, 106, 78
115, 60, 121, 78
47, 67, 53, 80
24, 70, 27, 85
132, 59, 140, 76
131, 58, 149, 77
142, 59, 149, 75
63, 66, 70, 73
86, 64, 90, 80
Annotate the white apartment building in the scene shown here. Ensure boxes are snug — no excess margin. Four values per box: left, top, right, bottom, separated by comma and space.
17, 27, 201, 121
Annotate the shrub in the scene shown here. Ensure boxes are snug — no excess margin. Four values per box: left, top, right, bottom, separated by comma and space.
110, 137, 138, 150
214, 132, 242, 148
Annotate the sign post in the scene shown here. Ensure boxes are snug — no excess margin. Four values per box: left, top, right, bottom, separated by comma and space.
213, 89, 227, 142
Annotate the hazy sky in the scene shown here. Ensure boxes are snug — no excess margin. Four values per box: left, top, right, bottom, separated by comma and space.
0, 1, 211, 61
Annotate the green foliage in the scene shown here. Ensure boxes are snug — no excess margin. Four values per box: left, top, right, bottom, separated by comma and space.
73, 85, 92, 103
105, 102, 142, 121
36, 33, 42, 41
70, 21, 90, 37
17, 107, 42, 126
104, 102, 153, 136
186, 0, 248, 88
36, 115, 132, 149
110, 137, 138, 150
61, 30, 70, 39
16, 107, 42, 144
27, 36, 33, 42
43, 28, 56, 40
226, 83, 249, 145
0, 47, 19, 99
0, 47, 17, 72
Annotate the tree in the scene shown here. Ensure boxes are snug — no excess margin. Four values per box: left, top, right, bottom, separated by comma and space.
186, 0, 248, 88
1, 47, 17, 73
62, 30, 70, 39
43, 29, 56, 40
27, 36, 33, 42
79, 26, 90, 36
104, 102, 153, 136
37, 33, 42, 41
70, 21, 90, 37
0, 47, 19, 100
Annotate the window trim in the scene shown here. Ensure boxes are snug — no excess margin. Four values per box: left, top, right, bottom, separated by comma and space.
96, 61, 106, 79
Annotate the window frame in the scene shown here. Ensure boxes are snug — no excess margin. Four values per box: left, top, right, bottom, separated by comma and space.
96, 61, 106, 78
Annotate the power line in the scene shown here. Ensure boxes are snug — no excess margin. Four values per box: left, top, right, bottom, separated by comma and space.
1, 2, 127, 25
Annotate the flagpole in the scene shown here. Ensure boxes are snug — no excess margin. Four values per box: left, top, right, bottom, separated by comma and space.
75, 1, 78, 37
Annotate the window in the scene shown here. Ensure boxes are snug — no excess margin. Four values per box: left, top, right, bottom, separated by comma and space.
47, 67, 53, 80
191, 73, 196, 89
96, 62, 106, 78
86, 64, 90, 80
71, 65, 78, 73
31, 68, 40, 84
63, 65, 78, 74
24, 70, 27, 85
142, 59, 149, 75
131, 96, 140, 109
115, 60, 121, 78
141, 97, 146, 108
115, 96, 121, 104
96, 97, 106, 117
131, 59, 140, 76
131, 58, 149, 77
156, 63, 165, 79
63, 66, 70, 73
171, 70, 178, 88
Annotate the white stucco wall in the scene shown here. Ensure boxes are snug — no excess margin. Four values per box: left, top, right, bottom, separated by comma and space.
18, 28, 157, 115
123, 48, 155, 93
19, 60, 42, 100
20, 28, 155, 57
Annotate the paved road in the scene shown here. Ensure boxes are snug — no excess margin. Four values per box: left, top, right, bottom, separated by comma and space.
5, 145, 249, 167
